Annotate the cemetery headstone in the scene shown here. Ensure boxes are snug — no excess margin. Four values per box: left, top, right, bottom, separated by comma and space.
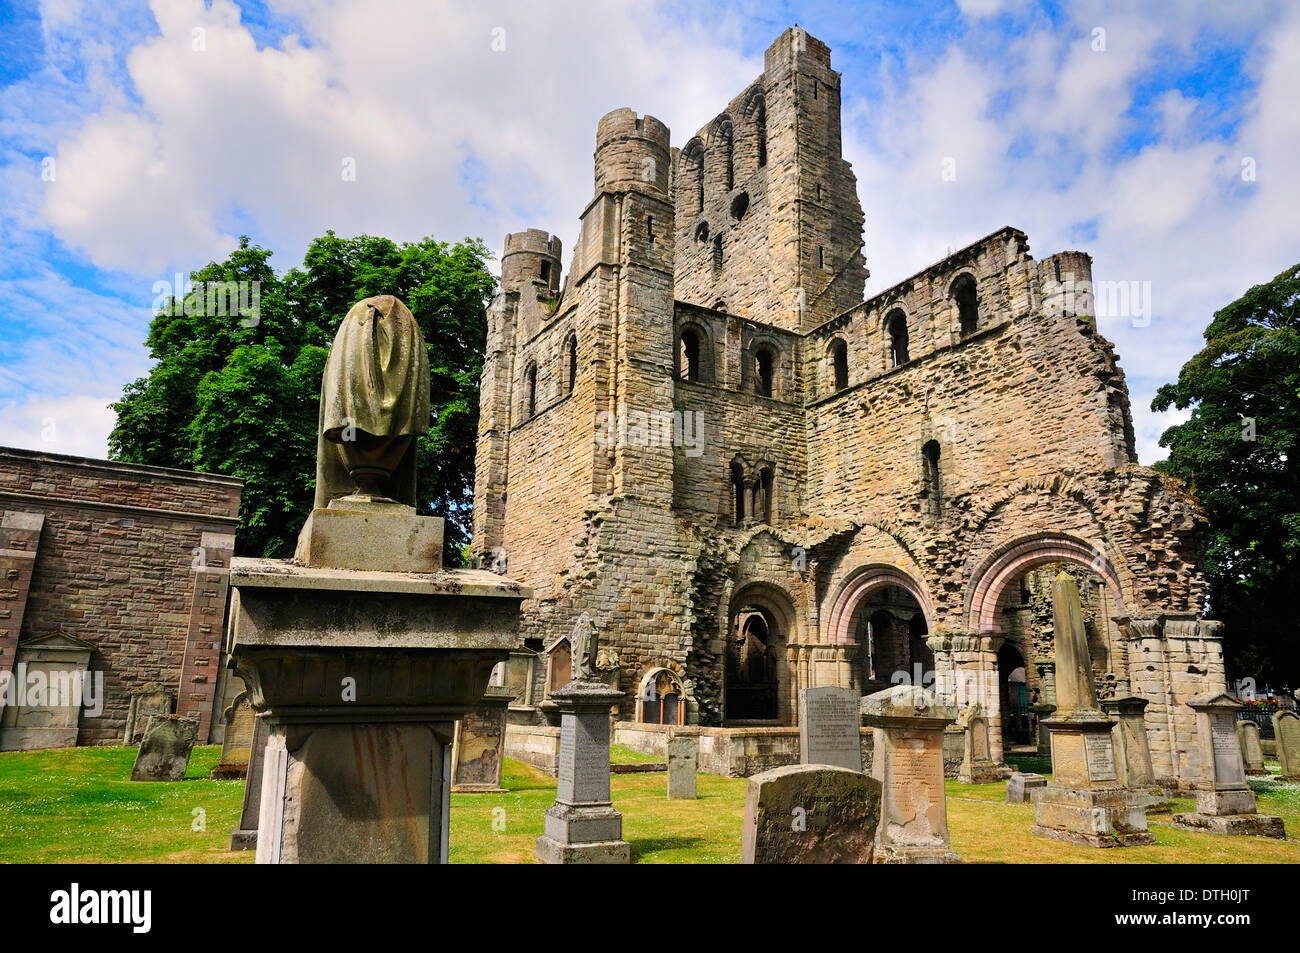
536, 614, 630, 864
667, 733, 698, 799
861, 684, 960, 863
741, 764, 881, 864
129, 714, 198, 782
1101, 694, 1169, 812
210, 691, 256, 780
799, 686, 863, 772
1274, 710, 1300, 781
1171, 694, 1285, 838
451, 682, 511, 793
1031, 573, 1154, 847
1006, 772, 1047, 803
1235, 719, 1267, 776
122, 684, 174, 745
956, 703, 999, 784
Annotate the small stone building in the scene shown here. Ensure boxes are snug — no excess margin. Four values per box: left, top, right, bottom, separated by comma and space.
0, 446, 242, 748
472, 28, 1223, 788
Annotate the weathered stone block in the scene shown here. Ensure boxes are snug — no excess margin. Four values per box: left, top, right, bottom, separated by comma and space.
129, 714, 197, 782
741, 764, 881, 864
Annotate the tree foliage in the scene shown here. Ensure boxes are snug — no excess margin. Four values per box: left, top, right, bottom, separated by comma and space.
1152, 262, 1300, 685
109, 232, 496, 562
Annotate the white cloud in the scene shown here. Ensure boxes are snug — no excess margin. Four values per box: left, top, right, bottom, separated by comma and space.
0, 394, 118, 458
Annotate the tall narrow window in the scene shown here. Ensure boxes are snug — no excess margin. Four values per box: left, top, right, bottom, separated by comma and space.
647, 215, 654, 246
682, 140, 705, 217
731, 462, 746, 526
758, 467, 774, 523
680, 328, 701, 381
567, 335, 578, 394
952, 274, 978, 337
756, 100, 767, 167
755, 347, 774, 397
525, 363, 538, 418
832, 338, 848, 391
922, 439, 943, 519
712, 234, 724, 273
887, 310, 910, 367
539, 261, 551, 282
719, 122, 734, 191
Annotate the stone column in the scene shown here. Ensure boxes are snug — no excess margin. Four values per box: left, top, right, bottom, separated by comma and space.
536, 679, 630, 863
1171, 693, 1284, 838
946, 632, 1003, 763
862, 684, 960, 864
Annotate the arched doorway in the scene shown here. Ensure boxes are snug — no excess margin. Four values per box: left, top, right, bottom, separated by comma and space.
997, 642, 1030, 745
727, 608, 779, 719
855, 587, 930, 694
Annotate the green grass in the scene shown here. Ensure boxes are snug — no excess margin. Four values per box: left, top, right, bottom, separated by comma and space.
609, 744, 663, 764
2, 746, 1298, 863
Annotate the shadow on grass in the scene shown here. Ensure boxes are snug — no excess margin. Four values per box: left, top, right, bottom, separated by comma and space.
630, 835, 706, 860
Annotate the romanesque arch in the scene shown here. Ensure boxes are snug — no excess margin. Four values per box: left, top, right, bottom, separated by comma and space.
966, 532, 1128, 633
727, 581, 798, 721
826, 564, 934, 645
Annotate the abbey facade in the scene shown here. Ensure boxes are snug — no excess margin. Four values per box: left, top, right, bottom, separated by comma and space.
473, 28, 1222, 787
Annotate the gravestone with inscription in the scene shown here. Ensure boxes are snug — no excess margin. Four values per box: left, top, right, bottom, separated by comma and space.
740, 764, 881, 864
799, 686, 863, 772
861, 684, 959, 863
129, 714, 198, 782
451, 672, 512, 793
1171, 694, 1284, 838
956, 703, 1000, 784
1275, 710, 1300, 781
1030, 573, 1154, 847
536, 614, 629, 864
666, 733, 698, 799
1235, 719, 1267, 776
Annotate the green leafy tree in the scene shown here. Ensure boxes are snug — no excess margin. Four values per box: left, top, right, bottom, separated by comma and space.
1152, 262, 1300, 686
110, 232, 496, 562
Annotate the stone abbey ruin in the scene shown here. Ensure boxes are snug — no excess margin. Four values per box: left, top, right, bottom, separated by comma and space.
473, 27, 1223, 789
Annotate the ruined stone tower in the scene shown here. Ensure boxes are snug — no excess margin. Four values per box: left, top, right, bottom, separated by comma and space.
474, 27, 1223, 790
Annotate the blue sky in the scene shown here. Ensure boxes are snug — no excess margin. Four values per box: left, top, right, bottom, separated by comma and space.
1, 0, 1297, 461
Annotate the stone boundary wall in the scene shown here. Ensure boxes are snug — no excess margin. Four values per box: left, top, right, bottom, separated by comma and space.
0, 447, 241, 745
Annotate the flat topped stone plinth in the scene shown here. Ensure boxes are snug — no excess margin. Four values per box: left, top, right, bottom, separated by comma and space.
228, 556, 530, 864
295, 503, 444, 573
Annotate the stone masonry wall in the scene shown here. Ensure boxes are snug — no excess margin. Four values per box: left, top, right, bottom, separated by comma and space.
0, 448, 241, 745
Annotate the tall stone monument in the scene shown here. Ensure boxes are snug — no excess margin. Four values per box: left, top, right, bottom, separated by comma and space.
535, 613, 630, 864
798, 685, 863, 772
228, 295, 529, 864
1275, 709, 1300, 780
861, 684, 960, 864
1030, 573, 1153, 847
1170, 693, 1284, 838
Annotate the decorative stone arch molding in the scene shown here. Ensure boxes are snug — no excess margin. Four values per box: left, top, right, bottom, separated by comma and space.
825, 564, 936, 646
634, 662, 688, 725
966, 532, 1128, 634
728, 579, 801, 724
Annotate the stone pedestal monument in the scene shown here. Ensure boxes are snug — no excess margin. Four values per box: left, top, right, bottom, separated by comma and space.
1170, 693, 1285, 838
1030, 573, 1153, 847
861, 684, 960, 864
535, 613, 630, 864
1101, 694, 1169, 812
228, 295, 529, 864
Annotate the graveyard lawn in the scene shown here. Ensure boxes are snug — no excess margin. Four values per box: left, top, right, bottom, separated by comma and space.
1, 747, 1298, 864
